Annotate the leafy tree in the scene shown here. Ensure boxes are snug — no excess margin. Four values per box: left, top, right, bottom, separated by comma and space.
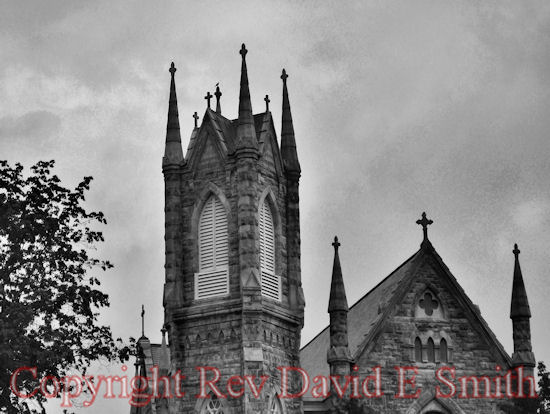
0, 160, 124, 413
539, 362, 550, 413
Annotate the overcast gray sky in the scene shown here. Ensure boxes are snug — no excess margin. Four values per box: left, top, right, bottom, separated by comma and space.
1, 1, 549, 412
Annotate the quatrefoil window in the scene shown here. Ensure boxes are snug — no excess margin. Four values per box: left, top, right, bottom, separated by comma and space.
419, 292, 439, 316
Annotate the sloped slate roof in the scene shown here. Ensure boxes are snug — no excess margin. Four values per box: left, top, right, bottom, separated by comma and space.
300, 243, 512, 401
300, 250, 421, 382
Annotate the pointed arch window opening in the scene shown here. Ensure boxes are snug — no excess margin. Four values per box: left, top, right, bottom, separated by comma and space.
414, 337, 422, 362
439, 338, 448, 363
201, 394, 225, 414
195, 195, 229, 299
259, 199, 281, 301
427, 338, 435, 362
269, 394, 283, 413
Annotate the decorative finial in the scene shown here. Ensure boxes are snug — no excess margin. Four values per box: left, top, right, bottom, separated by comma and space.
416, 212, 433, 242
161, 325, 167, 338
264, 94, 270, 112
141, 305, 145, 337
240, 43, 248, 58
169, 62, 176, 76
513, 243, 520, 258
204, 91, 212, 109
214, 84, 222, 114
332, 236, 341, 251
281, 68, 288, 82
193, 112, 199, 128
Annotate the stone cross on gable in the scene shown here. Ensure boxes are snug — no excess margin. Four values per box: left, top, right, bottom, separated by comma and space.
419, 292, 438, 316
416, 212, 433, 242
264, 95, 270, 112
193, 112, 199, 128
204, 92, 212, 109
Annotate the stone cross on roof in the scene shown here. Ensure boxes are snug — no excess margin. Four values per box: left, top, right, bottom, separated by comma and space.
264, 95, 270, 112
416, 212, 433, 242
204, 91, 212, 109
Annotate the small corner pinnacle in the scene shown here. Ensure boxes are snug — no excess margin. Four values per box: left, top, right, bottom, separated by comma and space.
193, 112, 199, 128
169, 62, 176, 75
513, 243, 520, 257
281, 68, 288, 82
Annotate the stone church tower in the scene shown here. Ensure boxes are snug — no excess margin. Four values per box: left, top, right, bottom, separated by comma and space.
161, 44, 305, 413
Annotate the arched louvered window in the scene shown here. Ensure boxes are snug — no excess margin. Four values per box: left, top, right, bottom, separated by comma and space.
427, 338, 435, 363
259, 200, 280, 301
414, 337, 422, 362
195, 195, 229, 299
440, 338, 448, 363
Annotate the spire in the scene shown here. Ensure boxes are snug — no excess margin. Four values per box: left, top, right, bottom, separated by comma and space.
235, 43, 258, 154
280, 68, 301, 175
163, 62, 184, 165
140, 304, 146, 338
510, 243, 531, 319
328, 237, 348, 313
215, 84, 222, 114
159, 326, 170, 374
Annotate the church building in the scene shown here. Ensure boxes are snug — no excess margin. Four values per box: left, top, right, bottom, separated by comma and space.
131, 45, 536, 414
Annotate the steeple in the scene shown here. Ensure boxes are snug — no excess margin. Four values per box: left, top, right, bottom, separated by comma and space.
510, 244, 531, 318
163, 62, 184, 166
328, 237, 348, 313
327, 237, 352, 379
235, 44, 258, 155
509, 243, 535, 374
280, 69, 301, 175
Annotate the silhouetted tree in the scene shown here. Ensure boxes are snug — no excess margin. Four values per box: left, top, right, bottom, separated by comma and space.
0, 160, 126, 413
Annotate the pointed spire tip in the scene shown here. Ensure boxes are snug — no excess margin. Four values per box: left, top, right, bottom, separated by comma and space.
281, 68, 288, 81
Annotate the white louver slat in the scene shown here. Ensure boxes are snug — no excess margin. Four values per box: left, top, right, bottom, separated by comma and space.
259, 201, 281, 301
196, 196, 229, 299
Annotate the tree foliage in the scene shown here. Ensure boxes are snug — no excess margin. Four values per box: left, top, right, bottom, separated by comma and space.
539, 362, 550, 413
0, 160, 122, 413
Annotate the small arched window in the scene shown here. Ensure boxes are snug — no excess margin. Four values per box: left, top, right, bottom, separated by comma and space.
195, 195, 229, 299
259, 199, 280, 301
414, 337, 422, 362
201, 394, 225, 414
269, 395, 283, 413
440, 338, 448, 363
427, 338, 435, 363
